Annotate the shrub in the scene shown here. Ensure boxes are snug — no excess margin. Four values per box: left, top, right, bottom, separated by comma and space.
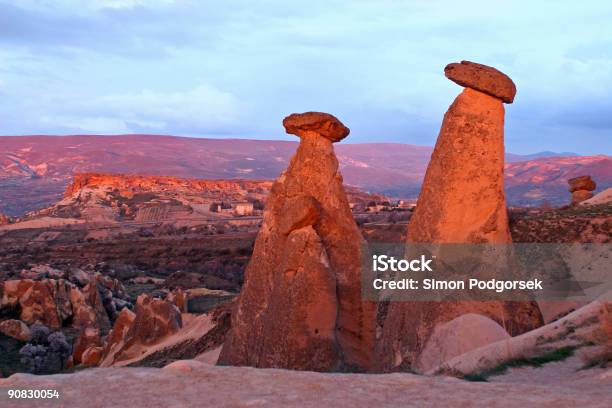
19, 325, 72, 374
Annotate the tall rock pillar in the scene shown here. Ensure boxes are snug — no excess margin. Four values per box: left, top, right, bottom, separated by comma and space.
219, 112, 375, 371
379, 61, 543, 372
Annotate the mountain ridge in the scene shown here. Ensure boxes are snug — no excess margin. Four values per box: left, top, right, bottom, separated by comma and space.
1, 135, 609, 215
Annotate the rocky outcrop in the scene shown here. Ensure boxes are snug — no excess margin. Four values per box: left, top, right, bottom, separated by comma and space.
19, 265, 64, 280
569, 176, 596, 204
102, 295, 182, 366
73, 327, 102, 365
430, 300, 610, 377
219, 112, 375, 371
379, 62, 542, 372
69, 282, 110, 332
99, 308, 136, 367
0, 276, 127, 336
0, 319, 31, 341
1, 280, 63, 329
81, 346, 104, 366
415, 314, 510, 373
167, 289, 188, 313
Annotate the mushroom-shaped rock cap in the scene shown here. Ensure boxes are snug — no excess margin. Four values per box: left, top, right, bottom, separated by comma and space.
283, 112, 350, 142
568, 175, 596, 192
445, 61, 517, 103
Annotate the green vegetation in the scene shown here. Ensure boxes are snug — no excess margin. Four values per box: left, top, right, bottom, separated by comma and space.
463, 346, 576, 382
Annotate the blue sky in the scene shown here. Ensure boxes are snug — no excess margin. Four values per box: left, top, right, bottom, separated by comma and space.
0, 0, 611, 154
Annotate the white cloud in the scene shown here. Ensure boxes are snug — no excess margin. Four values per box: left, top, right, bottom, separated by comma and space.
41, 115, 131, 134
0, 0, 611, 153
94, 84, 243, 131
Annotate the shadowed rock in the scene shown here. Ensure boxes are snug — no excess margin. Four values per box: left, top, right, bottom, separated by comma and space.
219, 112, 375, 371
73, 327, 102, 365
445, 61, 517, 103
379, 63, 542, 372
99, 308, 136, 367
70, 282, 110, 332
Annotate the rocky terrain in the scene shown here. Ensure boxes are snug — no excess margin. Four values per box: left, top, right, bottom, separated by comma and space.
505, 155, 611, 206
0, 61, 611, 407
1, 359, 610, 408
380, 61, 542, 372
1, 135, 610, 216
0, 265, 233, 376
220, 112, 375, 371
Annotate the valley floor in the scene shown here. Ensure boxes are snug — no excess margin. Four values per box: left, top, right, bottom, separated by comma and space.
1, 359, 610, 408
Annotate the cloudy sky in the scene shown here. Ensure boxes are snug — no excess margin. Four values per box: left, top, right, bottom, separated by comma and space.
0, 0, 611, 154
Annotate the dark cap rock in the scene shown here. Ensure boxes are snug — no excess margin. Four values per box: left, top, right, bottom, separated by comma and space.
445, 61, 517, 103
568, 175, 596, 192
283, 112, 350, 142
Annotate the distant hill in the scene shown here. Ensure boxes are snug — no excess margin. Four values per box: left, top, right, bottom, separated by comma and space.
1, 135, 610, 215
505, 151, 579, 162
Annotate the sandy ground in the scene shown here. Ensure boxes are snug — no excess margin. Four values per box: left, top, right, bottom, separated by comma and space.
1, 359, 609, 408
0, 217, 84, 231
490, 355, 606, 385
582, 188, 612, 205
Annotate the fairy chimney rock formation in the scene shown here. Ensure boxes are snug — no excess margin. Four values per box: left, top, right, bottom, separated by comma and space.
410, 61, 517, 244
568, 176, 596, 204
219, 112, 375, 372
379, 62, 542, 372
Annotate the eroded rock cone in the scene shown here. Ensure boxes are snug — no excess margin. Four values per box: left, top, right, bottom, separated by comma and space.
99, 307, 136, 367
218, 112, 375, 371
110, 294, 182, 364
379, 63, 542, 372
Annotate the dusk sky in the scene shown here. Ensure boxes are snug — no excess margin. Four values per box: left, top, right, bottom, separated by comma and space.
0, 0, 611, 154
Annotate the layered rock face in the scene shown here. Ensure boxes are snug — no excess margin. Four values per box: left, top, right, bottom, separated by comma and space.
99, 308, 136, 367
100, 294, 182, 366
73, 327, 102, 365
379, 62, 542, 371
219, 112, 375, 371
568, 175, 596, 204
0, 273, 129, 332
